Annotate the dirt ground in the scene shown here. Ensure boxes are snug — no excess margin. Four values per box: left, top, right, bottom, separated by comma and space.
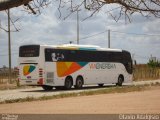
0, 87, 160, 114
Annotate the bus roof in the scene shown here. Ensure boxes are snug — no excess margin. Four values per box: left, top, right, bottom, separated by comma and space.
24, 44, 123, 52
56, 44, 122, 52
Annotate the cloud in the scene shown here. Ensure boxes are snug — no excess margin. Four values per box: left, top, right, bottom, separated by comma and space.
0, 3, 160, 67
143, 19, 160, 33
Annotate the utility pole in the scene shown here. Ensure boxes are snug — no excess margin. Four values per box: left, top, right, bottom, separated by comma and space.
77, 10, 79, 44
132, 53, 135, 65
108, 29, 110, 48
8, 9, 12, 84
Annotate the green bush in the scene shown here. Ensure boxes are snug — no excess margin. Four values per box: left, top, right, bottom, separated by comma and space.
147, 60, 160, 68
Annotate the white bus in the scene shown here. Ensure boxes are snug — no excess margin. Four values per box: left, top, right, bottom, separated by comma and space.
18, 44, 133, 90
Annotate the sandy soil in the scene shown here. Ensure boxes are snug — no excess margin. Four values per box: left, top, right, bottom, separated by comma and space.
0, 87, 160, 114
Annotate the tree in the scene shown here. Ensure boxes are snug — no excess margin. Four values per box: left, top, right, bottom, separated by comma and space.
0, 0, 31, 11
0, 0, 50, 14
148, 60, 160, 68
0, 0, 160, 21
0, 0, 49, 31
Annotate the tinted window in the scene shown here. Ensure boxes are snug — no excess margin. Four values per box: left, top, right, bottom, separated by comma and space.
19, 45, 40, 57
45, 48, 132, 74
45, 49, 124, 62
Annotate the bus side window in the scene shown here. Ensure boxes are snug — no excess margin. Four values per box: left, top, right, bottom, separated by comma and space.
67, 50, 76, 61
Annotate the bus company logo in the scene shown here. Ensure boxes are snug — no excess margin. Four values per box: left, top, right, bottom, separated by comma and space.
89, 63, 116, 69
23, 65, 36, 76
27, 76, 31, 79
57, 62, 88, 77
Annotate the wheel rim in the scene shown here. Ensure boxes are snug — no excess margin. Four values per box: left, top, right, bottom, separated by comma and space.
119, 77, 122, 83
77, 79, 82, 87
118, 76, 123, 86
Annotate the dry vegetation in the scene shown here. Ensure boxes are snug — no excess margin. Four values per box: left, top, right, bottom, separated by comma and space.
0, 71, 19, 89
133, 64, 160, 81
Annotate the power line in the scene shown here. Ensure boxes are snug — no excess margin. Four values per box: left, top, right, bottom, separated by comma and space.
80, 30, 107, 40
79, 29, 160, 41
105, 7, 121, 14
134, 54, 150, 60
111, 30, 160, 36
0, 52, 18, 56
0, 50, 18, 52
134, 54, 160, 60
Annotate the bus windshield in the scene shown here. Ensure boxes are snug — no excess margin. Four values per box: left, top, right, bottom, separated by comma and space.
19, 45, 40, 57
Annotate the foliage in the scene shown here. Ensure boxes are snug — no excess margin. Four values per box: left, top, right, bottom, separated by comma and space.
0, 0, 160, 21
133, 64, 160, 81
147, 60, 160, 68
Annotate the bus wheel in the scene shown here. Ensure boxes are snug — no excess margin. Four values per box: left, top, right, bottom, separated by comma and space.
98, 84, 104, 87
42, 85, 53, 91
75, 76, 83, 89
116, 75, 124, 86
64, 76, 73, 90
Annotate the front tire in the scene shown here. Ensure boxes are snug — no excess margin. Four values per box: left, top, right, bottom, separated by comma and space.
116, 75, 124, 86
42, 85, 53, 91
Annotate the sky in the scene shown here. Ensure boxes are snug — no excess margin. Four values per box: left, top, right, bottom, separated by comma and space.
0, 2, 160, 68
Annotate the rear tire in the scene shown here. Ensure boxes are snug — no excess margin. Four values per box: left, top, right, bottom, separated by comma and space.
75, 76, 83, 89
64, 77, 73, 90
42, 85, 53, 91
116, 75, 124, 86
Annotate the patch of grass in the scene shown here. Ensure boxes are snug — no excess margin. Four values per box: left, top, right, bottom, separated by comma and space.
3, 96, 35, 103
0, 83, 160, 104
